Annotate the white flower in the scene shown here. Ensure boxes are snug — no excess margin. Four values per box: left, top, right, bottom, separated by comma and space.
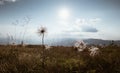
78, 48, 84, 52
45, 45, 51, 50
74, 40, 87, 52
89, 46, 99, 56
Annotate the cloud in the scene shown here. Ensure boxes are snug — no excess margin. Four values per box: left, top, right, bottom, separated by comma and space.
0, 1, 4, 5
0, 0, 17, 5
89, 18, 101, 24
75, 18, 86, 26
75, 18, 101, 26
61, 17, 100, 39
74, 18, 99, 33
64, 25, 98, 33
81, 25, 98, 32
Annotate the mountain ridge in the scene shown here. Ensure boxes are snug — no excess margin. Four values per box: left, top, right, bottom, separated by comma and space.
0, 37, 120, 46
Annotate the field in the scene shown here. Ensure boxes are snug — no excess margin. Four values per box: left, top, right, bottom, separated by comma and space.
0, 44, 120, 73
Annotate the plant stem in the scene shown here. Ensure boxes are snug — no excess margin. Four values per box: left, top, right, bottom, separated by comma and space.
42, 33, 45, 71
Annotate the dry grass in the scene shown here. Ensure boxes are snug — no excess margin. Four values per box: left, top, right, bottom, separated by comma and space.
0, 45, 120, 73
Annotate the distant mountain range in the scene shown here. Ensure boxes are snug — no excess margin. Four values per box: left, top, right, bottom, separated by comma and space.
0, 38, 7, 45
0, 37, 120, 46
50, 38, 120, 46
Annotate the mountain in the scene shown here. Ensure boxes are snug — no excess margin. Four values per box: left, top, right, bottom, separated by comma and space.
0, 37, 7, 45
50, 38, 120, 46
0, 37, 120, 46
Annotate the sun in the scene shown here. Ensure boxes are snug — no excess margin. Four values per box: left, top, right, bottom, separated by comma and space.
58, 8, 70, 19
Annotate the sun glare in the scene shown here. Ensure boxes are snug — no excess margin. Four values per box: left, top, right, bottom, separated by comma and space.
58, 8, 70, 19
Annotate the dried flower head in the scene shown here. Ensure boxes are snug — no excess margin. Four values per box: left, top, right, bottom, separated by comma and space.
38, 26, 47, 35
89, 46, 100, 56
74, 40, 87, 52
45, 45, 51, 50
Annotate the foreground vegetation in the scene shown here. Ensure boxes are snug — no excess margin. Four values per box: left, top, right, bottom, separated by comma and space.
0, 44, 120, 73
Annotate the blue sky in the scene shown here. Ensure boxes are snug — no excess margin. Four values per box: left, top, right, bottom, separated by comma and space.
0, 0, 120, 44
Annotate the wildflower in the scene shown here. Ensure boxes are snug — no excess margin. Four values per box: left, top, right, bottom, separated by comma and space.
37, 26, 47, 46
37, 26, 47, 69
74, 40, 87, 52
45, 45, 51, 50
78, 48, 84, 52
89, 46, 99, 56
38, 26, 47, 36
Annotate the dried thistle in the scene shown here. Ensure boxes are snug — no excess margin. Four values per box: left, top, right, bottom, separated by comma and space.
38, 26, 47, 35
74, 40, 86, 52
37, 26, 47, 69
89, 46, 100, 56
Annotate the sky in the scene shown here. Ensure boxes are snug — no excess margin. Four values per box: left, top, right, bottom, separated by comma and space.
0, 0, 120, 44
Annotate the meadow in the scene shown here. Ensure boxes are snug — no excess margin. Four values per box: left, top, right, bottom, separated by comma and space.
0, 44, 120, 73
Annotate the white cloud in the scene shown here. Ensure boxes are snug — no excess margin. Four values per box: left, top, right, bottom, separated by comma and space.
75, 18, 101, 26
75, 18, 86, 26
0, 0, 17, 5
81, 25, 98, 32
5, 0, 16, 2
74, 18, 100, 33
0, 1, 4, 5
89, 18, 101, 24
58, 17, 101, 39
